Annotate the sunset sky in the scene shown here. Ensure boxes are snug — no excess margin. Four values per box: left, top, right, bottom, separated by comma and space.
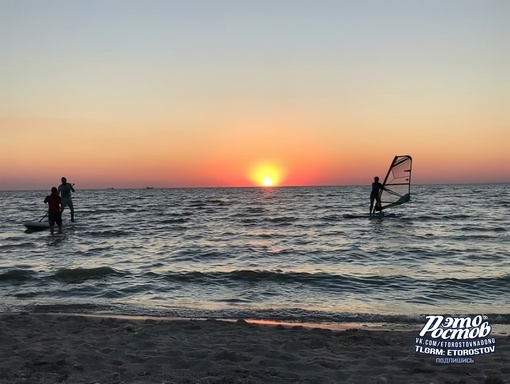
1, 0, 508, 190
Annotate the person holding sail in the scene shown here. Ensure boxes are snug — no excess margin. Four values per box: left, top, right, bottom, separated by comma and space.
370, 176, 383, 216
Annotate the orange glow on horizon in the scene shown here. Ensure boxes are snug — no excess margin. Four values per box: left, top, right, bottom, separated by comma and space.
1, 116, 509, 190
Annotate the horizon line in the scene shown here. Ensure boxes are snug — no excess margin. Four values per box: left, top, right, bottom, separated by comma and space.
1, 181, 509, 192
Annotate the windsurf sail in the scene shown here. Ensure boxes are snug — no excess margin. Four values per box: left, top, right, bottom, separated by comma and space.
378, 155, 412, 212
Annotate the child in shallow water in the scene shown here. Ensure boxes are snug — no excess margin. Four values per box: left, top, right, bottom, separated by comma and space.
44, 187, 64, 234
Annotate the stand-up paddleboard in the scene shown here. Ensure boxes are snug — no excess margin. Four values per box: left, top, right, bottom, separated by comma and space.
23, 221, 51, 231
343, 212, 398, 219
24, 221, 74, 232
23, 213, 74, 232
24, 214, 50, 231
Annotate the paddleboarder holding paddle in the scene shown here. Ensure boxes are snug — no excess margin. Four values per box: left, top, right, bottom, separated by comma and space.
58, 177, 75, 222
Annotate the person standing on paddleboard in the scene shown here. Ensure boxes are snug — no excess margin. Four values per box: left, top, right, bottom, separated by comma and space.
58, 177, 75, 222
370, 176, 383, 216
44, 187, 64, 234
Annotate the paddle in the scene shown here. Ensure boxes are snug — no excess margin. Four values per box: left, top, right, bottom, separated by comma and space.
38, 213, 48, 222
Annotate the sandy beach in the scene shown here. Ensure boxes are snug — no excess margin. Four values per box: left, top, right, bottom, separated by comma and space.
0, 314, 508, 384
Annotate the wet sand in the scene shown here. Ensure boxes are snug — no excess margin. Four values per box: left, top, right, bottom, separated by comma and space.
0, 313, 508, 383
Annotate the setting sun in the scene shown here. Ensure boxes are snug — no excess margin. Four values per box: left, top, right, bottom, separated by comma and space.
250, 162, 285, 187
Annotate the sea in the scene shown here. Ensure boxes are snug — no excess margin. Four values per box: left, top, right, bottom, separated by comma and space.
1, 185, 509, 329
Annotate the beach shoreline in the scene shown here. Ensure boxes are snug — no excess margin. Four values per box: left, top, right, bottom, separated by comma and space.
0, 313, 508, 384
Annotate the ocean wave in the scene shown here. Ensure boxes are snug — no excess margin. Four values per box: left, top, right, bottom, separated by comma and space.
153, 270, 510, 293
459, 225, 507, 233
85, 230, 131, 237
17, 303, 510, 326
0, 269, 35, 282
52, 267, 124, 283
264, 217, 298, 225
158, 218, 188, 225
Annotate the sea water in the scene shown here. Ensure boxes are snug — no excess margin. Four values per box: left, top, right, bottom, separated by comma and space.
0, 185, 509, 326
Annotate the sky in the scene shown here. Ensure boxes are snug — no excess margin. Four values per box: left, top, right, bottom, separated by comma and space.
1, 0, 509, 190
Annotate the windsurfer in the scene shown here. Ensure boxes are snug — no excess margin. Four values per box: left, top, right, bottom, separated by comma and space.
370, 176, 383, 215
